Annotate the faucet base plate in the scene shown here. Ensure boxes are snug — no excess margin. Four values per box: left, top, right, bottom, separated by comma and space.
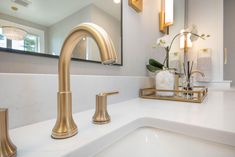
51, 128, 78, 139
93, 119, 110, 125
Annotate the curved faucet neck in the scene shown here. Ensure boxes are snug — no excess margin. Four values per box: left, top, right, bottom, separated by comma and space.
58, 24, 117, 92
58, 32, 85, 92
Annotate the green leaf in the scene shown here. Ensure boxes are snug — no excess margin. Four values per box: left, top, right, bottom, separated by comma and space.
149, 59, 164, 69
146, 64, 161, 73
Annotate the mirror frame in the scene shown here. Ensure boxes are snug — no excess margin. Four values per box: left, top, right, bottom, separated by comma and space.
0, 0, 123, 66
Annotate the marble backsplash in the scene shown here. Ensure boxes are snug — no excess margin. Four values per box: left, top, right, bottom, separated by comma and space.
0, 73, 153, 129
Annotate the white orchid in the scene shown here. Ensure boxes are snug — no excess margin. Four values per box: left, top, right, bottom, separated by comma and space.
156, 35, 171, 48
149, 25, 210, 70
185, 24, 198, 41
182, 24, 210, 41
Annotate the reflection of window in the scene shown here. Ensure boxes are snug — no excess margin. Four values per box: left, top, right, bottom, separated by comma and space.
0, 28, 40, 52
0, 34, 7, 48
0, 28, 7, 48
24, 34, 39, 52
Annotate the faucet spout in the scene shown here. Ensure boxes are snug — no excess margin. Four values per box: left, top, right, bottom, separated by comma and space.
52, 23, 117, 139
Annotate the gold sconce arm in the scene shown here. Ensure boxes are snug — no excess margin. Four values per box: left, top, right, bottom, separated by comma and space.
159, 12, 168, 34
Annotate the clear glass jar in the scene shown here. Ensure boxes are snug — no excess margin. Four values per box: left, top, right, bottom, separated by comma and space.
181, 75, 194, 99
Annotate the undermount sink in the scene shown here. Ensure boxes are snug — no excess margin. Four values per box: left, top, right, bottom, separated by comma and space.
94, 127, 235, 157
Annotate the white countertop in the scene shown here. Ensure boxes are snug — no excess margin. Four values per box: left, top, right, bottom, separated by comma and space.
10, 90, 235, 157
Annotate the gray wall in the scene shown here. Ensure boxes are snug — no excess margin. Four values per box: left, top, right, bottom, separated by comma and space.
224, 0, 235, 86
187, 0, 224, 82
48, 5, 92, 55
91, 5, 121, 63
0, 0, 161, 76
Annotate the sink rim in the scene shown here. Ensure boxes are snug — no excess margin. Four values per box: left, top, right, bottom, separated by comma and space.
65, 117, 235, 157
94, 126, 235, 157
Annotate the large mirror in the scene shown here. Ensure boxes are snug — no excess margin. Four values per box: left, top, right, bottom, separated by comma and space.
0, 0, 122, 65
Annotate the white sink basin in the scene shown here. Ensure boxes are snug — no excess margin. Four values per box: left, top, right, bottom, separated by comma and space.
94, 127, 235, 157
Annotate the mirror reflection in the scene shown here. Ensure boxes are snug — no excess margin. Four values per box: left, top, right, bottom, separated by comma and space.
0, 0, 122, 65
159, 0, 186, 72
168, 0, 186, 72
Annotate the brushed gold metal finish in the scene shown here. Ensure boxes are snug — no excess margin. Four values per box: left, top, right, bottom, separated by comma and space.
224, 48, 228, 65
128, 0, 143, 12
159, 12, 167, 33
0, 108, 17, 157
140, 86, 208, 103
52, 23, 118, 139
93, 91, 119, 124
159, 12, 170, 34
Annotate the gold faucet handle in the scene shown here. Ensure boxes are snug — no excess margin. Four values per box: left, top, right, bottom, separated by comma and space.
98, 91, 119, 97
93, 91, 119, 125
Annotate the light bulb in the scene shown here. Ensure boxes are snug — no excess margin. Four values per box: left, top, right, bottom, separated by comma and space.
180, 30, 193, 49
113, 0, 121, 4
164, 0, 174, 26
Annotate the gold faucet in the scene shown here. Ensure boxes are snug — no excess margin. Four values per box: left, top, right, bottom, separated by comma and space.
52, 23, 118, 139
0, 108, 17, 157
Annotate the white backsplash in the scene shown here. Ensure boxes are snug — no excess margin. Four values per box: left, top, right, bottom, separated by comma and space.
0, 73, 153, 129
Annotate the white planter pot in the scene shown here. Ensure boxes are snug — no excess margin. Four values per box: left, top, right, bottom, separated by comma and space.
155, 70, 175, 96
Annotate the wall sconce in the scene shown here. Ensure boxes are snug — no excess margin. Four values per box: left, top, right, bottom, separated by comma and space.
160, 0, 174, 34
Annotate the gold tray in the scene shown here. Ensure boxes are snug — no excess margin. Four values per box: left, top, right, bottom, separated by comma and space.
139, 86, 208, 103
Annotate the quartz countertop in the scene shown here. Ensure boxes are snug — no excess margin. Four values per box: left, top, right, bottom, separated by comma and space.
10, 90, 235, 157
